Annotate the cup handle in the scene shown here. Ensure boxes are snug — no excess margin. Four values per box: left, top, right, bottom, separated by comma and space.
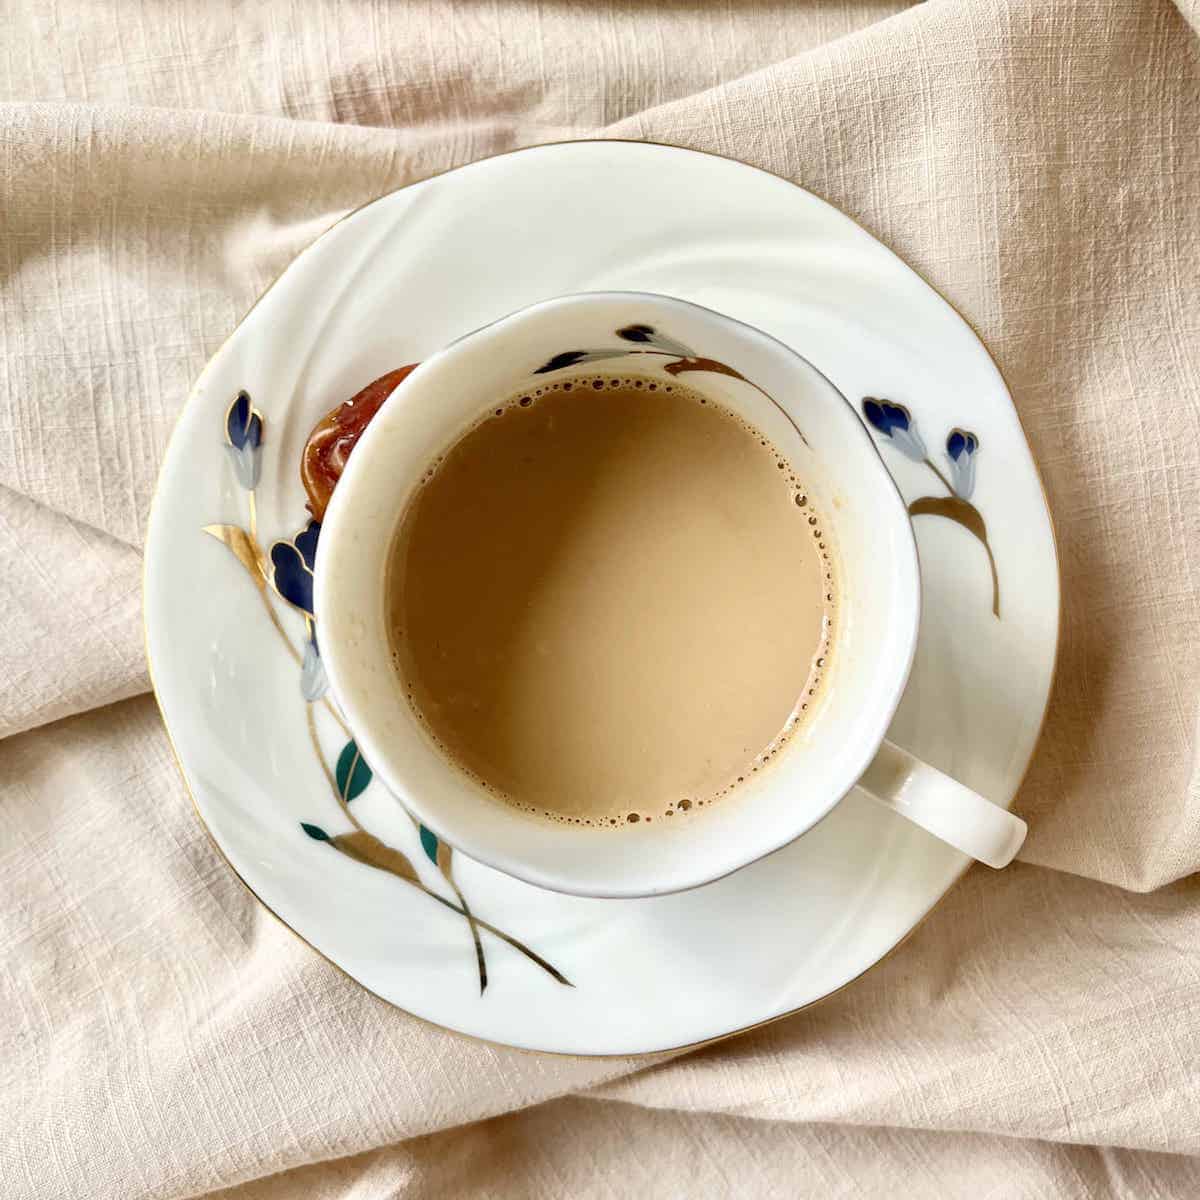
854, 740, 1027, 868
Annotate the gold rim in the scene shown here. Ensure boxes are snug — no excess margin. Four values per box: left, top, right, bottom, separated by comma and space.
142, 137, 1060, 1059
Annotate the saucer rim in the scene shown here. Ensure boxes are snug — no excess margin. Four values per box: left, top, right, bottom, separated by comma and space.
143, 137, 1061, 1058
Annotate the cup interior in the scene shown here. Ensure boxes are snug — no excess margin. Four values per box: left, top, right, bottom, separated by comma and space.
315, 292, 920, 897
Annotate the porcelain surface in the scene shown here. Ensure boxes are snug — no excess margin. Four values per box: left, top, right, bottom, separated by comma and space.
144, 141, 1059, 1055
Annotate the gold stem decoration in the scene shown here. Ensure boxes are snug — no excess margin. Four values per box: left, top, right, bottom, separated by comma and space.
212, 400, 568, 990
302, 672, 566, 988
321, 730, 490, 993
912, 459, 1001, 619
921, 457, 955, 497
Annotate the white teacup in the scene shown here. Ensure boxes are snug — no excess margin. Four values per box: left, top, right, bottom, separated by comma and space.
315, 292, 1027, 898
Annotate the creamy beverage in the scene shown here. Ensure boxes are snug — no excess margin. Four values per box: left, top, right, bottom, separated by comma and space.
385, 373, 835, 827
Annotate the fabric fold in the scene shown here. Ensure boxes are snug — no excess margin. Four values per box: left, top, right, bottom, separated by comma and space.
1, 1, 1197, 1196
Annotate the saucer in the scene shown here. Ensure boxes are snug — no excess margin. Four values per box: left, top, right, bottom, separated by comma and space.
145, 141, 1059, 1056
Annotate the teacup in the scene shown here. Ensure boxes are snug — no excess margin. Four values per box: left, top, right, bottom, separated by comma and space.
314, 292, 1026, 898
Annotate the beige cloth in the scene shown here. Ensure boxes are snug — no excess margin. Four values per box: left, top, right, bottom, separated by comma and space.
1, 1, 1198, 1196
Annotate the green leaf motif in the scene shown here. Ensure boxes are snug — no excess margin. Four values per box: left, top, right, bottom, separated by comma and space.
301, 822, 330, 841
419, 825, 439, 866
335, 741, 372, 803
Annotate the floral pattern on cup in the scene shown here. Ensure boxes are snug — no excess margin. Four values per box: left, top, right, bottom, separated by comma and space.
535, 323, 809, 446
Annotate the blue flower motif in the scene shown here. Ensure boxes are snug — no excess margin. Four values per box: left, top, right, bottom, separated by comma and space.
533, 348, 636, 374
533, 325, 698, 374
862, 397, 928, 463
300, 632, 328, 701
224, 391, 263, 489
293, 519, 319, 571
615, 324, 656, 343
615, 324, 696, 357
270, 519, 320, 615
945, 428, 979, 499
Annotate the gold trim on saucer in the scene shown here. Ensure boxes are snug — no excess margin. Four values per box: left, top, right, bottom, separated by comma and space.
143, 137, 1061, 1059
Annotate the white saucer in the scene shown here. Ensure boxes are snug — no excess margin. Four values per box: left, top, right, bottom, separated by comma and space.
145, 141, 1059, 1056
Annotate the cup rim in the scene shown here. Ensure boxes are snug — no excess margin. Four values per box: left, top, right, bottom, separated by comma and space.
315, 291, 921, 897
